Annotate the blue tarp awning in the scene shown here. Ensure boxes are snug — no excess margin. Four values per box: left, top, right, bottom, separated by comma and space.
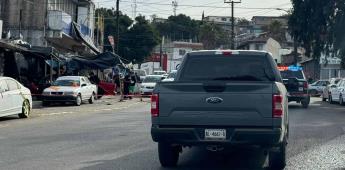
67, 52, 125, 70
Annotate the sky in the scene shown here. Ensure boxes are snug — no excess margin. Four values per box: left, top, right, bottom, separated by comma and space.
94, 0, 292, 20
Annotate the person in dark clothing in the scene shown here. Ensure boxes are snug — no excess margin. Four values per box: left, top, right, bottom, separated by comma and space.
113, 74, 120, 93
123, 74, 132, 99
89, 72, 100, 85
135, 72, 141, 83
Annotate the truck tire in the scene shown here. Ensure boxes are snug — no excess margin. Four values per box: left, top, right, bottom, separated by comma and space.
269, 142, 286, 170
158, 143, 180, 167
301, 101, 309, 108
301, 97, 310, 108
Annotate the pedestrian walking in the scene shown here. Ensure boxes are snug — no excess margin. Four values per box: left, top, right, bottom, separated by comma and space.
123, 74, 132, 99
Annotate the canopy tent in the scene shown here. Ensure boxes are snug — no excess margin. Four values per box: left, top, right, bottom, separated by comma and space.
66, 52, 125, 70
72, 22, 100, 55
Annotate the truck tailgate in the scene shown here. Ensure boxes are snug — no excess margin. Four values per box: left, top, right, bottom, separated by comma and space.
157, 82, 274, 127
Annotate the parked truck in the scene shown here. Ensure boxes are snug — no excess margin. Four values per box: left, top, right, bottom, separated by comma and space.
151, 50, 289, 169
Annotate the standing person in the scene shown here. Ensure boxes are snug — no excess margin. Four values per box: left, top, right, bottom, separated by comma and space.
123, 73, 132, 99
89, 72, 100, 85
135, 72, 141, 83
113, 74, 120, 94
130, 72, 137, 95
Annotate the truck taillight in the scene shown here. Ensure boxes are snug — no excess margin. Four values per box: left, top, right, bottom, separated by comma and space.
151, 94, 159, 117
304, 82, 308, 89
273, 94, 283, 118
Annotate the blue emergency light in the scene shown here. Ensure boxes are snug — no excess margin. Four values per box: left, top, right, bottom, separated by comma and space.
278, 65, 303, 71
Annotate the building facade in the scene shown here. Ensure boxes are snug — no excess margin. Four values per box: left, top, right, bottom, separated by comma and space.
238, 37, 282, 63
0, 0, 98, 57
252, 16, 288, 27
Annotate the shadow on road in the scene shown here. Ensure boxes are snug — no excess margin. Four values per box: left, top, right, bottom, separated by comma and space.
79, 147, 268, 170
0, 116, 19, 122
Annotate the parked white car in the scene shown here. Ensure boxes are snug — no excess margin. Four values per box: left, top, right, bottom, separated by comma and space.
162, 70, 177, 82
308, 80, 329, 96
140, 75, 164, 95
42, 76, 97, 106
0, 77, 32, 118
322, 78, 341, 101
329, 78, 345, 104
153, 71, 167, 76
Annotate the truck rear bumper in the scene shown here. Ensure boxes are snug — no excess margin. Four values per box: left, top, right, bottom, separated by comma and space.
151, 126, 283, 147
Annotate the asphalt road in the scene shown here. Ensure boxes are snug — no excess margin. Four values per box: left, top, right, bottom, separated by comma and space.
0, 98, 345, 170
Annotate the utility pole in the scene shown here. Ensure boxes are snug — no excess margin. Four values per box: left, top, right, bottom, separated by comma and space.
132, 0, 137, 19
159, 36, 164, 69
172, 1, 178, 16
224, 0, 241, 49
116, 0, 120, 54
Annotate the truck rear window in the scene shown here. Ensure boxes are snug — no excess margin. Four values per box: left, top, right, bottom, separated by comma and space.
280, 70, 304, 80
179, 55, 275, 82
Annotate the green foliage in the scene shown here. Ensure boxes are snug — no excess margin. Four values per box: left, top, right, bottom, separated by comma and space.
96, 9, 159, 63
289, 0, 345, 65
120, 16, 161, 63
237, 18, 250, 26
263, 20, 285, 43
152, 14, 200, 42
199, 22, 228, 50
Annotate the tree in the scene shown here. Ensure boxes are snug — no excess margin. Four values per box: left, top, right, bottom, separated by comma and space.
263, 20, 285, 43
95, 8, 133, 53
96, 9, 160, 63
237, 18, 250, 26
120, 16, 161, 63
199, 23, 228, 50
288, 0, 339, 61
152, 14, 200, 42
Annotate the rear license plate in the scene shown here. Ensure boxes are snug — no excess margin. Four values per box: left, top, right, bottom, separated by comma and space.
205, 129, 226, 140
299, 87, 304, 91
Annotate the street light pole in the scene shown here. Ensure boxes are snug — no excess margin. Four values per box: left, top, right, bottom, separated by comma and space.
224, 0, 241, 49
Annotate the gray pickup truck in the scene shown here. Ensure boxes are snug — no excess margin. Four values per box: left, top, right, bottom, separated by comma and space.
151, 50, 289, 169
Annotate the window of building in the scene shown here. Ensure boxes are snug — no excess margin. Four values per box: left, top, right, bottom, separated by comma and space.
179, 49, 186, 56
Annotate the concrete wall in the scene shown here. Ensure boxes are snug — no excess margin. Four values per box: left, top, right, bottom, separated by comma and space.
1, 0, 47, 46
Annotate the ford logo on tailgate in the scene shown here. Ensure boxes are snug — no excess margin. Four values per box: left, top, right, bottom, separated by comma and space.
206, 97, 223, 104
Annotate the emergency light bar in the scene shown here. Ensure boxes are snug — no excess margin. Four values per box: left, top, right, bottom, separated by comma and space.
278, 65, 303, 71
